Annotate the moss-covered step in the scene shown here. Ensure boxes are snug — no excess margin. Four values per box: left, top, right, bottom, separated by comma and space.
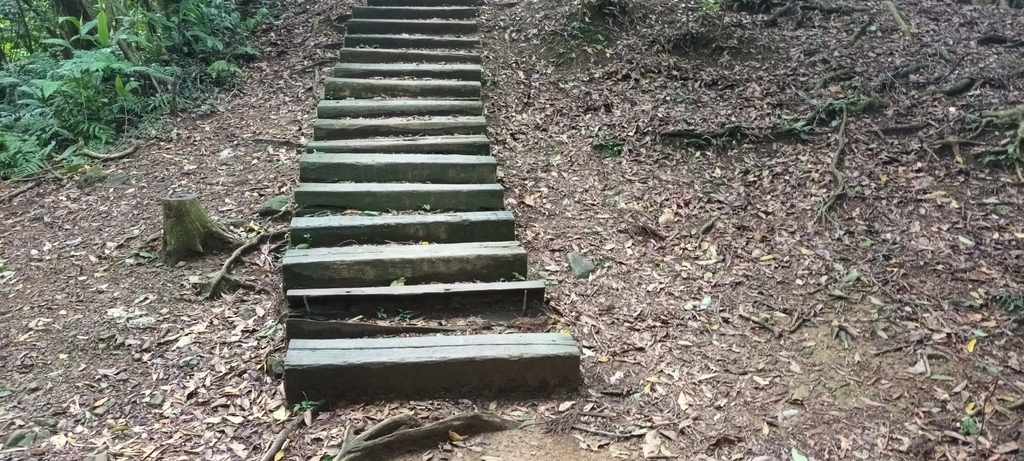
299, 153, 495, 183
293, 182, 505, 211
324, 78, 480, 99
316, 99, 483, 118
290, 211, 514, 246
281, 241, 527, 289
307, 135, 490, 155
283, 333, 580, 403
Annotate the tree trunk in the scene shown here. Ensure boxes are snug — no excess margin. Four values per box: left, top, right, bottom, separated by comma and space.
162, 195, 239, 264
52, 0, 95, 48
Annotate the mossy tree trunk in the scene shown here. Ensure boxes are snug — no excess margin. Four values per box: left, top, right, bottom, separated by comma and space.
162, 195, 239, 264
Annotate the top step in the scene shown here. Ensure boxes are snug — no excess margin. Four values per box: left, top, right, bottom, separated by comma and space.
368, 0, 482, 6
353, 6, 478, 20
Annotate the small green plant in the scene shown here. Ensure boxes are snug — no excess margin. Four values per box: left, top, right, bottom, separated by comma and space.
390, 277, 406, 287
292, 399, 317, 414
376, 308, 388, 319
593, 138, 624, 157
512, 272, 527, 281
960, 415, 980, 436
774, 115, 814, 140
992, 291, 1024, 323
421, 204, 431, 212
394, 309, 414, 323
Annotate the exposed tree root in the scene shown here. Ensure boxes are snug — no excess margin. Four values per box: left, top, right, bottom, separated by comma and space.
338, 413, 518, 461
205, 229, 287, 299
259, 401, 325, 461
819, 107, 849, 218
938, 77, 978, 96
883, 1, 912, 39
848, 17, 870, 44
760, 0, 867, 26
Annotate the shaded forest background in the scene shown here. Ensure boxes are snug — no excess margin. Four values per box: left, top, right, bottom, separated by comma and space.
0, 0, 271, 179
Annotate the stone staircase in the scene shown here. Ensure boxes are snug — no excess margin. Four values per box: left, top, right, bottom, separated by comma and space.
281, 0, 581, 404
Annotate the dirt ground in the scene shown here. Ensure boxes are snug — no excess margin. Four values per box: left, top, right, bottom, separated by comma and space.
2, 0, 1024, 460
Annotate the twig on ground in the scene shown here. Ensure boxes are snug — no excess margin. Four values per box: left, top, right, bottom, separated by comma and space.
737, 312, 783, 337
0, 181, 40, 204
570, 424, 639, 438
81, 142, 142, 160
871, 343, 911, 356
206, 229, 287, 298
819, 106, 849, 218
259, 401, 324, 461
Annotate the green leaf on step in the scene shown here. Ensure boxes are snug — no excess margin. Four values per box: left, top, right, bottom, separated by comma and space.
391, 277, 406, 287
294, 243, 310, 249
791, 447, 809, 461
958, 236, 975, 247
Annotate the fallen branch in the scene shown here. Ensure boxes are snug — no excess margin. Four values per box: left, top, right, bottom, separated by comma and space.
849, 17, 871, 44
81, 142, 142, 160
0, 181, 40, 205
205, 229, 287, 299
737, 312, 783, 337
339, 413, 517, 461
293, 59, 333, 74
819, 106, 849, 217
883, 1, 912, 39
570, 424, 640, 438
259, 402, 324, 461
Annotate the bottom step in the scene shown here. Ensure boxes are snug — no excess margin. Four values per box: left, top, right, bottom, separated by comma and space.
284, 333, 580, 402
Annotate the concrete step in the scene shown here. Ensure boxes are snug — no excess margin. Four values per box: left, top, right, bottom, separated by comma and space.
345, 34, 479, 50
333, 63, 482, 80
339, 48, 481, 63
368, 0, 483, 7
346, 19, 478, 35
294, 182, 505, 211
282, 241, 527, 289
313, 116, 486, 140
290, 211, 515, 246
307, 135, 490, 155
284, 333, 580, 402
317, 99, 483, 118
352, 6, 478, 20
324, 78, 480, 99
299, 153, 495, 183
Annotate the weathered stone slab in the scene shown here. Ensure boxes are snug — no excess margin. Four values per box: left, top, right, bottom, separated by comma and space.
345, 34, 479, 50
367, 0, 483, 7
281, 241, 527, 289
324, 78, 480, 99
284, 333, 580, 402
313, 116, 486, 140
290, 211, 514, 246
307, 135, 490, 155
286, 280, 545, 312
300, 153, 496, 184
293, 182, 505, 211
346, 19, 478, 35
317, 99, 483, 118
333, 63, 482, 80
352, 6, 478, 20
338, 48, 481, 63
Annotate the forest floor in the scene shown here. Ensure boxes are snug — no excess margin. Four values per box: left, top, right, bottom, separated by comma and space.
2, 0, 1024, 460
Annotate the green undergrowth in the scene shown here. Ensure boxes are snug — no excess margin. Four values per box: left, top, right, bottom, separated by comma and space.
0, 0, 273, 180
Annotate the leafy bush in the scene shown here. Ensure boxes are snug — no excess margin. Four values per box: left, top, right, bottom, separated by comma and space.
0, 0, 270, 179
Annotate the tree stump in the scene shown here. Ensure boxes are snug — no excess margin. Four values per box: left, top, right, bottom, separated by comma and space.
162, 195, 238, 264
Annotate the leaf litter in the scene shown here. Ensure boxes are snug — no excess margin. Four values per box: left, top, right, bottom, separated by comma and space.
1, 0, 1023, 460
